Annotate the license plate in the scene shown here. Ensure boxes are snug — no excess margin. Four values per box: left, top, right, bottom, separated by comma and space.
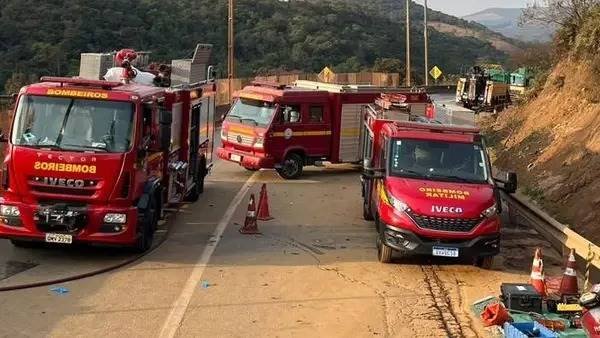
45, 233, 73, 244
432, 246, 459, 258
230, 154, 241, 162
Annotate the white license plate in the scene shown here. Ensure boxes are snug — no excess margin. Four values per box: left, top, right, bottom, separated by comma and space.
230, 154, 241, 162
45, 233, 73, 244
432, 246, 459, 258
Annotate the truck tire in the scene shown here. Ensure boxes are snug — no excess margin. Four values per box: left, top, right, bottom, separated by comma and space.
377, 234, 393, 263
134, 196, 157, 253
363, 198, 374, 221
474, 256, 494, 270
276, 153, 303, 179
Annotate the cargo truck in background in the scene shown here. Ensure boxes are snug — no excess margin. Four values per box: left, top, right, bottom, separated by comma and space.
456, 66, 511, 112
361, 95, 518, 267
217, 80, 435, 179
0, 44, 217, 251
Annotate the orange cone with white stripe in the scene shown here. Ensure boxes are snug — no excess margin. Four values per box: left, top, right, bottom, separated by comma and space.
530, 248, 547, 297
559, 249, 579, 297
257, 184, 273, 221
239, 194, 260, 235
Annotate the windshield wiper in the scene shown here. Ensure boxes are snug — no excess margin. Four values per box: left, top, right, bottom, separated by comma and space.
240, 118, 258, 126
427, 173, 475, 183
61, 143, 108, 152
226, 114, 242, 122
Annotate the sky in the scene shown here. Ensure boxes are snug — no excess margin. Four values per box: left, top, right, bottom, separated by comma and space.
423, 0, 530, 17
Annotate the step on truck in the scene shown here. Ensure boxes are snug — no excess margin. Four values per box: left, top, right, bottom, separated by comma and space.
361, 95, 517, 267
218, 80, 434, 179
0, 44, 217, 251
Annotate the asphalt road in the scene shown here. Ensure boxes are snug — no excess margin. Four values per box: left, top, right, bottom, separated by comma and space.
0, 155, 566, 337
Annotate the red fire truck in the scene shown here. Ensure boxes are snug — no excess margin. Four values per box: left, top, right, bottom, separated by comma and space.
217, 81, 433, 179
0, 47, 216, 251
361, 97, 517, 267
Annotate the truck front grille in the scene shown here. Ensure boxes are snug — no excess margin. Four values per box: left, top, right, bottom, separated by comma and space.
407, 210, 482, 233
35, 204, 88, 234
227, 133, 254, 146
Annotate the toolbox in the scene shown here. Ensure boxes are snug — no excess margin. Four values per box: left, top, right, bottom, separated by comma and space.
501, 283, 543, 313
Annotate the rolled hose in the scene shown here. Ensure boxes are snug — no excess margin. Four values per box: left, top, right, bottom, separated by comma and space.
0, 216, 174, 292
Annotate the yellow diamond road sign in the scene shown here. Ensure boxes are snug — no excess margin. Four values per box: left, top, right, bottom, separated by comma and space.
429, 66, 443, 80
318, 66, 335, 83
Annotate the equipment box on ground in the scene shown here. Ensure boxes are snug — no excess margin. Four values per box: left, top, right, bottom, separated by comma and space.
500, 283, 543, 313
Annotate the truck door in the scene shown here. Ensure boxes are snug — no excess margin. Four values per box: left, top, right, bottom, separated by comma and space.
269, 103, 305, 163
301, 103, 331, 158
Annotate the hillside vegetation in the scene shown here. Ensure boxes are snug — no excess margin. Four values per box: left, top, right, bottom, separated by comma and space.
0, 0, 514, 93
484, 3, 600, 243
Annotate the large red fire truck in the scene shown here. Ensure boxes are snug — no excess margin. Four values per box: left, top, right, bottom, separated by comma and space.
217, 81, 434, 179
0, 46, 216, 251
361, 96, 517, 267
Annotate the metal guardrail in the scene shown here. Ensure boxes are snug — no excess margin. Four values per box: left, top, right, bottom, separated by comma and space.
501, 191, 600, 286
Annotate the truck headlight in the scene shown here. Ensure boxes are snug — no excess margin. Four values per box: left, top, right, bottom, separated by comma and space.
104, 213, 127, 224
0, 205, 20, 217
253, 136, 264, 149
387, 194, 409, 213
481, 203, 498, 218
220, 129, 227, 141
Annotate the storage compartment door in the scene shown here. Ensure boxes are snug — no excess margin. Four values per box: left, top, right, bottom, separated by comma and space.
338, 104, 364, 163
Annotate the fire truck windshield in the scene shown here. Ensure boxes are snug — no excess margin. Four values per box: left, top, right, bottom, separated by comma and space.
226, 98, 275, 127
12, 95, 134, 153
389, 139, 489, 184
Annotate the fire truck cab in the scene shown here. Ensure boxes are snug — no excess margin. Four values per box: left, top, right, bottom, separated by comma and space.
361, 97, 517, 267
0, 47, 216, 251
218, 80, 433, 179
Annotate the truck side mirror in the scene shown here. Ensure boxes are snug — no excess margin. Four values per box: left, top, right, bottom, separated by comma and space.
495, 171, 517, 194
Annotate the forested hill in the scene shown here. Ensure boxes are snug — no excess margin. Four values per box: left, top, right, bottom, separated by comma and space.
0, 0, 515, 93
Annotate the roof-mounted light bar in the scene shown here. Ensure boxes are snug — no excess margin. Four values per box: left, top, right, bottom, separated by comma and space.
251, 80, 287, 90
40, 77, 122, 90
393, 121, 480, 135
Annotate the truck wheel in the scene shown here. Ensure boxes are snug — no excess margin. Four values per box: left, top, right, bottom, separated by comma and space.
377, 234, 393, 263
276, 153, 303, 179
363, 198, 374, 221
134, 196, 157, 253
474, 256, 494, 270
10, 239, 41, 248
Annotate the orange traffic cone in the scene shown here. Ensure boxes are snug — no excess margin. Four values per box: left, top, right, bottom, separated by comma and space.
257, 184, 273, 221
559, 249, 579, 297
239, 194, 260, 235
530, 248, 547, 297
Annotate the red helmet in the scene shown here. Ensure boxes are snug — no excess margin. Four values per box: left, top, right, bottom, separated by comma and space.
115, 49, 138, 67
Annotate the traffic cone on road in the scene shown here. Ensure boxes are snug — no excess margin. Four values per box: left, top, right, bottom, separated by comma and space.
257, 184, 273, 221
239, 194, 260, 235
530, 248, 547, 297
559, 249, 579, 297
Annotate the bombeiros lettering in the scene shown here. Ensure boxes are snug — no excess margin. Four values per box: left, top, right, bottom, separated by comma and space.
419, 187, 470, 200
46, 88, 108, 99
34, 161, 96, 174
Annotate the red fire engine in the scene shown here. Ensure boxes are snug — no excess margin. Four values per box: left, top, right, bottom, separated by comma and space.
361, 95, 517, 267
0, 46, 216, 251
217, 81, 434, 179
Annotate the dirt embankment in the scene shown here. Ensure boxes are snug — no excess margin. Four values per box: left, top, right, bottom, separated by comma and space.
482, 60, 600, 245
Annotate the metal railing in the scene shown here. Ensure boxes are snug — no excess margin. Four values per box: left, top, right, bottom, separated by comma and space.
501, 191, 600, 287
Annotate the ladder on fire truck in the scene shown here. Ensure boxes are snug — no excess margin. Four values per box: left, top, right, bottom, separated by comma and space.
294, 80, 423, 94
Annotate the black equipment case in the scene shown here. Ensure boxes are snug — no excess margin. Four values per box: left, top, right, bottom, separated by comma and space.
500, 283, 543, 313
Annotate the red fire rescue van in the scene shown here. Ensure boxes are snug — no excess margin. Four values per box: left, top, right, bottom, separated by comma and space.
217, 81, 433, 179
0, 47, 216, 251
361, 97, 517, 267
